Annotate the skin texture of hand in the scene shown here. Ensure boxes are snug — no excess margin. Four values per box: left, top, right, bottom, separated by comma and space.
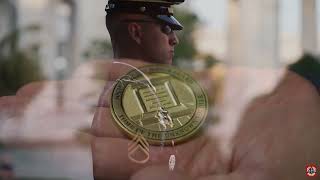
130, 71, 320, 180
91, 62, 320, 180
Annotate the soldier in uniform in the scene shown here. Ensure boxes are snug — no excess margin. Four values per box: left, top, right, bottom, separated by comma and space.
91, 0, 190, 179
104, 0, 182, 65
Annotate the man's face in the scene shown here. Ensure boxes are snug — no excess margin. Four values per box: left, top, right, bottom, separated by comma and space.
140, 20, 180, 65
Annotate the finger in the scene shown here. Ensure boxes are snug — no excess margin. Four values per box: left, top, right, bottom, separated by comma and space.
0, 96, 32, 118
16, 81, 46, 97
72, 60, 111, 80
96, 81, 114, 108
15, 79, 106, 111
91, 80, 126, 138
131, 165, 193, 180
91, 107, 125, 138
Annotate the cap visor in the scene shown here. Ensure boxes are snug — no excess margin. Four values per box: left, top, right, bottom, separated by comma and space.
156, 15, 183, 30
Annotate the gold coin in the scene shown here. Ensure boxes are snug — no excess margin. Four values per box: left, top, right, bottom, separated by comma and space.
110, 65, 208, 145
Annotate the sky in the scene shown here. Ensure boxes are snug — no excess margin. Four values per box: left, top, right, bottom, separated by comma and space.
190, 0, 227, 31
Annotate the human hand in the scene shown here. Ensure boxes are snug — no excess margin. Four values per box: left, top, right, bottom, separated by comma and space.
131, 71, 320, 180
91, 60, 230, 180
92, 64, 320, 180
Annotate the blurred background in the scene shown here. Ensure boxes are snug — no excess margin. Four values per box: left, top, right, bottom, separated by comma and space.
0, 0, 320, 179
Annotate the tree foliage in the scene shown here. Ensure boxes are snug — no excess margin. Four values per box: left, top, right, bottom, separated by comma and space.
173, 8, 199, 61
0, 25, 44, 96
83, 39, 113, 60
173, 8, 219, 68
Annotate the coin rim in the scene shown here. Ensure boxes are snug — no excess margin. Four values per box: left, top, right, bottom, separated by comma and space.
110, 65, 208, 145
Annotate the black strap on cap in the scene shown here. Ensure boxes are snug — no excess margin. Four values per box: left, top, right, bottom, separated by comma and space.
106, 1, 173, 16
105, 1, 183, 30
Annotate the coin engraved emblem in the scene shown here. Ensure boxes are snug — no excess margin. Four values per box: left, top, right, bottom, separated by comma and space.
111, 65, 208, 145
156, 107, 174, 129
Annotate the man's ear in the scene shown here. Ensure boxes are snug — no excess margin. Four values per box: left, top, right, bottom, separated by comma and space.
128, 23, 143, 44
